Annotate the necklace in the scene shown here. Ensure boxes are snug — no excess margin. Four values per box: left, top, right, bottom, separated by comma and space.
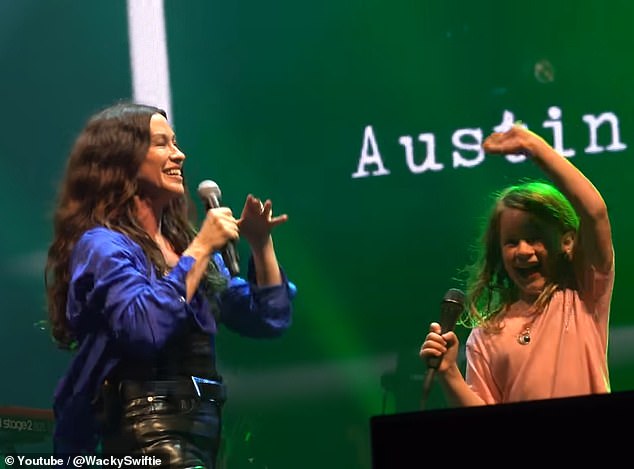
515, 294, 575, 346
517, 327, 531, 345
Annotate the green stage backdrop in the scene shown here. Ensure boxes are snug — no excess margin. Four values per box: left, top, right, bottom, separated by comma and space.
1, 1, 633, 468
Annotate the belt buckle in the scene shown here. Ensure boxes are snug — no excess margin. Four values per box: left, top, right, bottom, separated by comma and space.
191, 376, 224, 402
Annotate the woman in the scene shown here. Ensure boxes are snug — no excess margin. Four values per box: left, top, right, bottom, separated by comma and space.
45, 102, 296, 468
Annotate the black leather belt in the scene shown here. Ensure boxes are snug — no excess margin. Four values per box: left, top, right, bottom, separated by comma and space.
118, 377, 227, 404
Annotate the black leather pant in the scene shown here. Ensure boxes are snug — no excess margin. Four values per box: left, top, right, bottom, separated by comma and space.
100, 379, 225, 469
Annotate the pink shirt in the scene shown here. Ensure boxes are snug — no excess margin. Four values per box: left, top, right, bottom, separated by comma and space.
465, 262, 614, 404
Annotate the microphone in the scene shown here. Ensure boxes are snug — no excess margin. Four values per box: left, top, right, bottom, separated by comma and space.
197, 179, 240, 276
421, 288, 465, 409
426, 288, 466, 369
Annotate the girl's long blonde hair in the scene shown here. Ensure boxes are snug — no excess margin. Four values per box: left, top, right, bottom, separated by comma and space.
460, 180, 579, 332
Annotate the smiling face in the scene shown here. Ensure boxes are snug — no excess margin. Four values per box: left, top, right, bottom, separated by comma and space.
136, 113, 186, 206
499, 207, 565, 302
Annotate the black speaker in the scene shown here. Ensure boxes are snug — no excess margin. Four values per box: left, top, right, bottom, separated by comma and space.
370, 390, 634, 468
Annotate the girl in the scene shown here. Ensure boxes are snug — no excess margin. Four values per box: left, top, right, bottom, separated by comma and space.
419, 125, 614, 406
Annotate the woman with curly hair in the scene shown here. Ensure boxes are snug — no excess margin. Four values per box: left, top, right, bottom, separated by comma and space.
46, 102, 296, 468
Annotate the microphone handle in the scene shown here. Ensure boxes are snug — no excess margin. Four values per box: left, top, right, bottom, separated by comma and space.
427, 300, 462, 369
203, 195, 240, 276
421, 290, 465, 409
422, 321, 449, 406
221, 243, 240, 276
426, 323, 453, 370
420, 367, 436, 410
426, 355, 441, 370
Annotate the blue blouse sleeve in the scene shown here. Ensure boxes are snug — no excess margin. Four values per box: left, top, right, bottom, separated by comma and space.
214, 253, 297, 338
68, 228, 214, 357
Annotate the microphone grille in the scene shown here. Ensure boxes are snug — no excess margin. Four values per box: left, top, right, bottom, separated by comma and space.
442, 288, 465, 306
439, 288, 466, 333
197, 180, 221, 200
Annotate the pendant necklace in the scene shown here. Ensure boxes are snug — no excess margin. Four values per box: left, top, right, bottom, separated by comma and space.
516, 309, 538, 346
517, 327, 531, 345
516, 298, 573, 345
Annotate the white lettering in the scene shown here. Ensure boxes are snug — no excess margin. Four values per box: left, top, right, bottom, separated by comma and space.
352, 125, 390, 178
353, 107, 627, 180
399, 133, 443, 174
452, 128, 484, 168
583, 111, 627, 153
542, 106, 575, 157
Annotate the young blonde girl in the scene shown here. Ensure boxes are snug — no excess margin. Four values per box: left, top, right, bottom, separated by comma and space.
420, 125, 614, 406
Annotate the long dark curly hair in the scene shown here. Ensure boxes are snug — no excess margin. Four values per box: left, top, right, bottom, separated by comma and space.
45, 102, 224, 350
